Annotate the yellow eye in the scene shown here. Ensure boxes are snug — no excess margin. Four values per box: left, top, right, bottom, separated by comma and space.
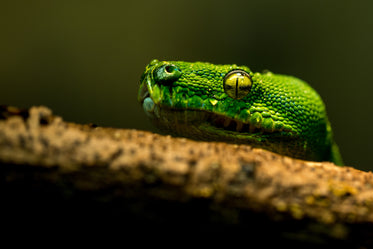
223, 70, 252, 99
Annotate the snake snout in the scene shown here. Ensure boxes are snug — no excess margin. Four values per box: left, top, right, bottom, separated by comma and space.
153, 63, 182, 85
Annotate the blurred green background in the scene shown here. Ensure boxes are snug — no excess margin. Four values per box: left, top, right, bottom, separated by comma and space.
1, 0, 372, 170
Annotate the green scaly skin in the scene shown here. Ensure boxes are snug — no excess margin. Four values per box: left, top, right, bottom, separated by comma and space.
138, 59, 343, 165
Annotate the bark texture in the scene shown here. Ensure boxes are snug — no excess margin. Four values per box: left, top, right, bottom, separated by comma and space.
0, 105, 372, 247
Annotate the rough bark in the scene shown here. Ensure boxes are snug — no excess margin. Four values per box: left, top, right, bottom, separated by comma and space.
0, 105, 372, 246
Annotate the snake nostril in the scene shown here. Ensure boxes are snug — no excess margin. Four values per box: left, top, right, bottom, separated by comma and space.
153, 64, 182, 85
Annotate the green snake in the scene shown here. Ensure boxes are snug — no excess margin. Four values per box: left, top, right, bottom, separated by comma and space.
138, 59, 343, 165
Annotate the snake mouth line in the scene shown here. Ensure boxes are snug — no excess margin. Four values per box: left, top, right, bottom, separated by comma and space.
142, 96, 278, 136
139, 76, 283, 136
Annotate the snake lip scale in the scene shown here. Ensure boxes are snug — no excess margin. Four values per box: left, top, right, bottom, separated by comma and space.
140, 82, 275, 135
207, 113, 266, 134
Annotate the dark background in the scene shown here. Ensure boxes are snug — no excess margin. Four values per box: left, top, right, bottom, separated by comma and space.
1, 0, 372, 170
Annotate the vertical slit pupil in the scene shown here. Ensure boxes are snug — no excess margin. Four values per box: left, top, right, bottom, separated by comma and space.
235, 75, 239, 98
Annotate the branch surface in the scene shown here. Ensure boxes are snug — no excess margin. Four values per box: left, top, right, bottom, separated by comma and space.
0, 106, 372, 246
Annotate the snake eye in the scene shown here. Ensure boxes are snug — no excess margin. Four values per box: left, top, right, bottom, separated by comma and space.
223, 70, 252, 99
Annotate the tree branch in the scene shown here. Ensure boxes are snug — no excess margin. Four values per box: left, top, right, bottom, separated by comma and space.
0, 105, 372, 246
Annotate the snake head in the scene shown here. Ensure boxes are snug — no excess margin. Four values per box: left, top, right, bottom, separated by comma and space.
138, 59, 332, 162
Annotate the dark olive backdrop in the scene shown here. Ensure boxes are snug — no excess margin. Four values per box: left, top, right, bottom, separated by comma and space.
1, 0, 372, 170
